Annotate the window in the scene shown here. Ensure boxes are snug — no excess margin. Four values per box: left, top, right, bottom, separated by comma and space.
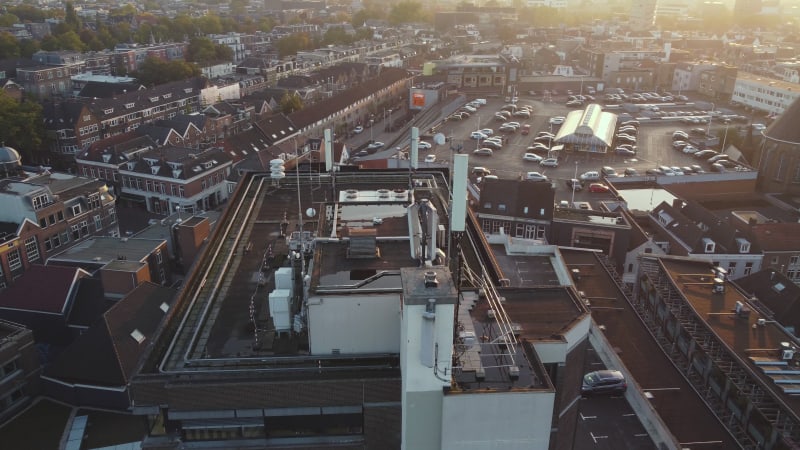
32, 194, 49, 210
497, 203, 506, 212
60, 231, 68, 245
57, 211, 64, 222
71, 204, 81, 216
7, 249, 21, 271
109, 208, 116, 223
80, 221, 89, 236
156, 250, 163, 264
94, 214, 102, 231
39, 217, 47, 228
744, 262, 753, 276
791, 256, 800, 266
24, 237, 39, 262
71, 224, 80, 240
48, 215, 55, 225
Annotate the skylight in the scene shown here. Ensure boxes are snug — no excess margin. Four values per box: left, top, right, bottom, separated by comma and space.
131, 329, 146, 344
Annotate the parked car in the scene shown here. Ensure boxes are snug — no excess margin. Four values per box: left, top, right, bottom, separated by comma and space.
424, 155, 436, 163
525, 171, 548, 182
566, 178, 583, 191
693, 149, 718, 159
513, 110, 531, 118
581, 370, 628, 396
670, 166, 685, 175
470, 131, 488, 140
601, 166, 618, 177
523, 153, 543, 163
658, 165, 676, 176
367, 141, 385, 150
624, 168, 639, 176
616, 147, 637, 156
473, 148, 494, 156
483, 140, 502, 149
536, 131, 555, 138
354, 126, 364, 134
527, 144, 550, 154
504, 121, 521, 129
480, 128, 494, 136
682, 145, 700, 155
710, 162, 726, 172
708, 154, 730, 163
472, 167, 491, 176
521, 124, 531, 135
690, 164, 705, 174
417, 141, 432, 150
540, 158, 559, 167
580, 171, 601, 181
672, 140, 688, 149
588, 183, 611, 193
549, 116, 566, 125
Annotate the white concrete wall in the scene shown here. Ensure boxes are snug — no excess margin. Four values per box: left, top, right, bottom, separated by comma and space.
307, 294, 401, 355
441, 391, 554, 450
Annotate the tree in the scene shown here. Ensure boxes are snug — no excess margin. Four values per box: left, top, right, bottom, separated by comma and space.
0, 32, 20, 59
196, 15, 223, 35
279, 92, 304, 114
64, 1, 82, 32
133, 57, 201, 86
8, 5, 47, 22
187, 37, 233, 64
18, 39, 40, 58
0, 91, 44, 163
322, 26, 354, 46
388, 1, 423, 25
275, 33, 313, 58
0, 14, 20, 27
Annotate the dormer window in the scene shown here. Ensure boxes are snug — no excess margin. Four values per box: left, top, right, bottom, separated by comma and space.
150, 96, 159, 103
102, 153, 111, 163
736, 237, 751, 253
126, 161, 136, 170
32, 194, 49, 210
125, 103, 135, 109
184, 88, 193, 93
172, 169, 182, 179
163, 93, 172, 99
702, 238, 716, 253
202, 161, 213, 169
104, 108, 113, 114
658, 210, 673, 226
151, 166, 160, 175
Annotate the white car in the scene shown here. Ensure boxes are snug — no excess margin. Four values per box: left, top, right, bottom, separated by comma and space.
505, 121, 521, 129
522, 153, 543, 162
480, 128, 494, 136
424, 155, 437, 163
462, 105, 477, 113
682, 145, 700, 155
525, 171, 548, 182
470, 131, 488, 140
367, 141, 384, 150
580, 171, 601, 181
473, 148, 493, 156
354, 126, 364, 134
418, 141, 432, 150
549, 116, 566, 125
539, 158, 559, 167
474, 98, 487, 105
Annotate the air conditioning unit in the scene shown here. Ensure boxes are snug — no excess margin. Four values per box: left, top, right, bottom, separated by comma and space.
783, 349, 795, 361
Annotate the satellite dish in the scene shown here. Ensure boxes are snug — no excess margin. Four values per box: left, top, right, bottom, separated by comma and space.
306, 207, 317, 218
433, 133, 446, 145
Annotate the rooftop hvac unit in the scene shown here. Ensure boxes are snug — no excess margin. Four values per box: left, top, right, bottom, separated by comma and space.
509, 366, 520, 380
459, 331, 477, 348
712, 278, 725, 294
781, 342, 795, 360
268, 289, 292, 332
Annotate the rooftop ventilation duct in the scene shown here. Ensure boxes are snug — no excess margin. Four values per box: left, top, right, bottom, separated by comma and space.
347, 228, 379, 259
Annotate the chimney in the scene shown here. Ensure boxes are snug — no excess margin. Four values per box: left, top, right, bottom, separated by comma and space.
424, 270, 438, 288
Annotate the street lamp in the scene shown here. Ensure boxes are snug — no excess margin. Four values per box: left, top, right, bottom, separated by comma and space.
706, 102, 715, 136
571, 161, 578, 205
721, 122, 730, 152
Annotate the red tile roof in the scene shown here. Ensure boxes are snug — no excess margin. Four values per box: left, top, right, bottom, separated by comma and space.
750, 222, 800, 251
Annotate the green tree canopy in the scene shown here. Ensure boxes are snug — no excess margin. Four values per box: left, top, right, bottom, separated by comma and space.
0, 92, 44, 163
0, 14, 20, 27
187, 37, 233, 64
275, 33, 314, 58
279, 92, 304, 114
133, 57, 201, 86
7, 5, 48, 22
388, 1, 425, 25
0, 32, 20, 59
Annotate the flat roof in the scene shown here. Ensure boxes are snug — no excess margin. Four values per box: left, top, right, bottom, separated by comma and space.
561, 249, 740, 447
660, 257, 800, 413
49, 237, 164, 265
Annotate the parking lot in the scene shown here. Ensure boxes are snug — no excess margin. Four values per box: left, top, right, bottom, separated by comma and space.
416, 94, 751, 205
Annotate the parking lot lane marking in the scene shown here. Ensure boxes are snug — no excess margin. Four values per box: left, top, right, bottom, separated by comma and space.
589, 432, 608, 444
591, 361, 604, 365
635, 433, 649, 437
644, 387, 681, 391
622, 413, 636, 417
580, 413, 597, 420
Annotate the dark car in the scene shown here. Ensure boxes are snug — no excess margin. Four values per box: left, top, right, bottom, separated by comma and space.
566, 178, 583, 191
581, 370, 627, 396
